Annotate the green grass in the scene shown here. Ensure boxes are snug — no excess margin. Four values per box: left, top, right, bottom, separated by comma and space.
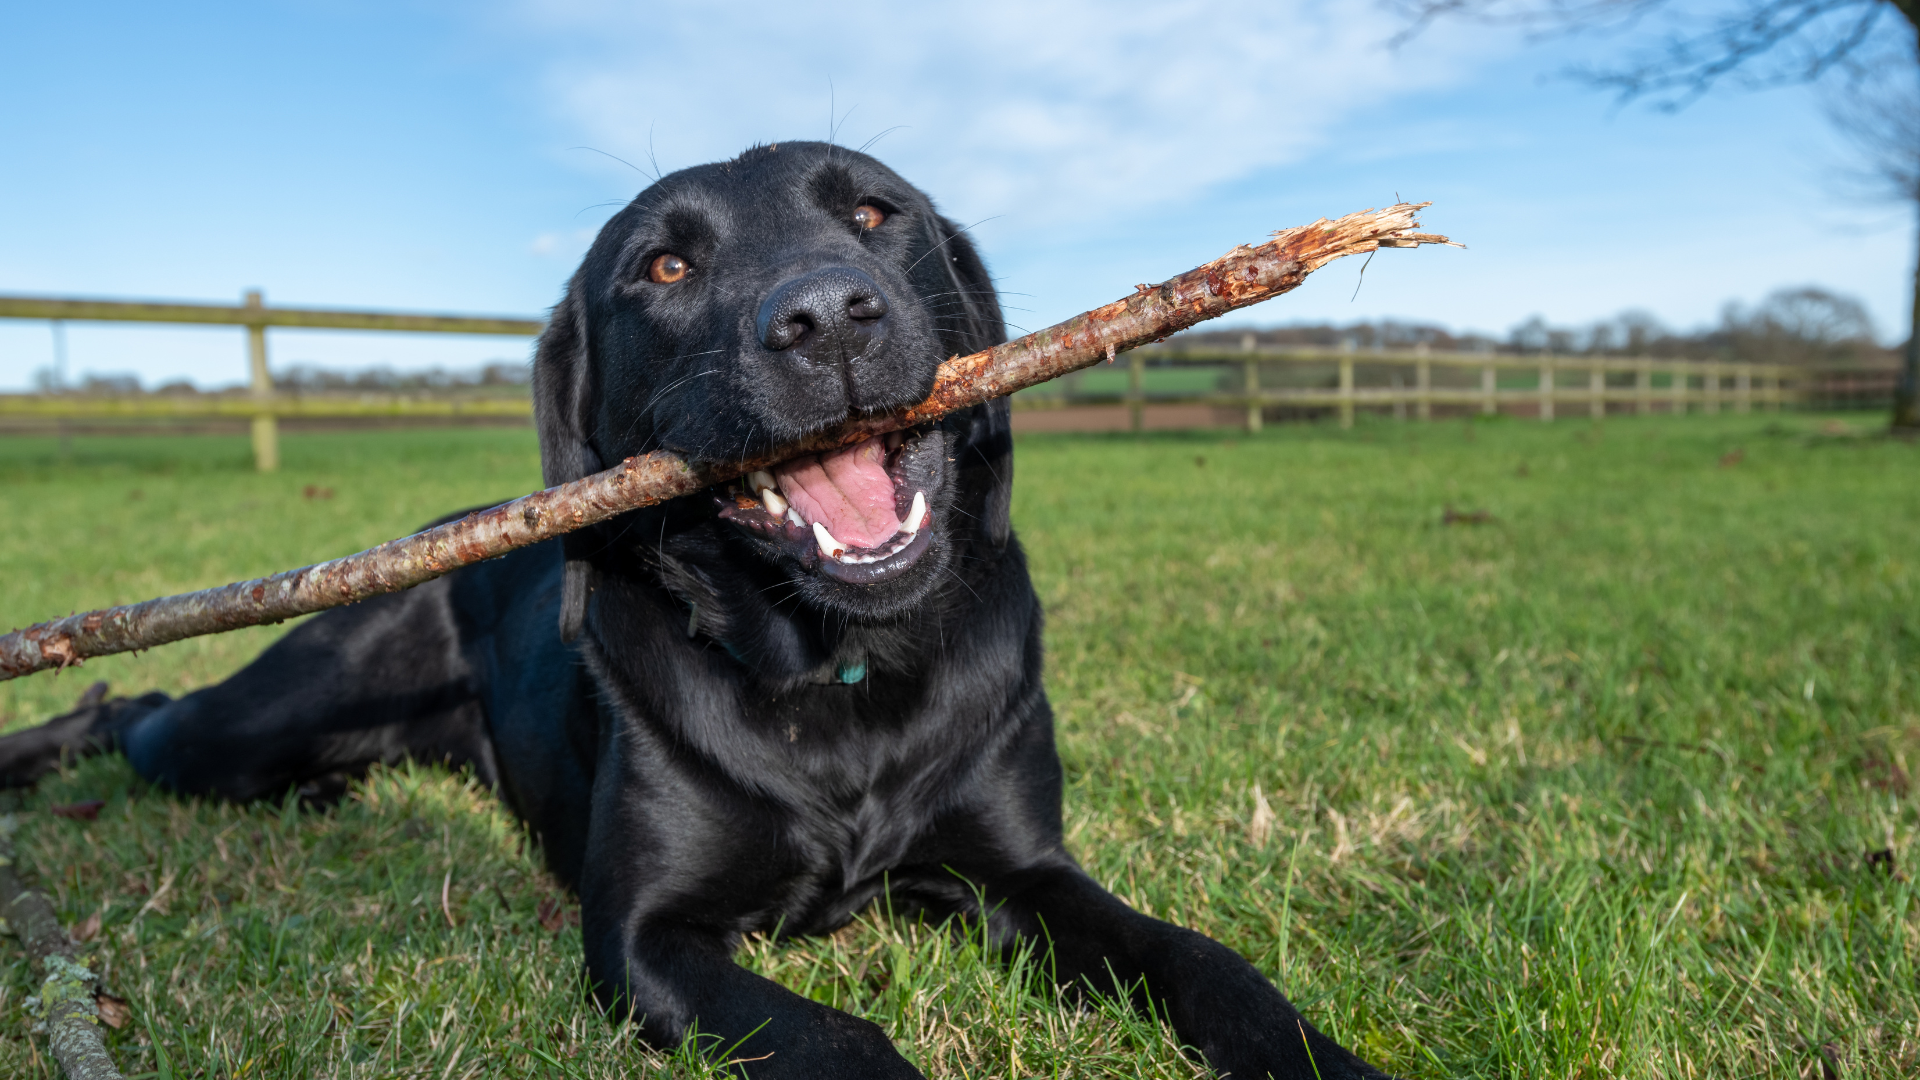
0, 414, 1914, 1079
1053, 366, 1229, 396
0, 429, 543, 727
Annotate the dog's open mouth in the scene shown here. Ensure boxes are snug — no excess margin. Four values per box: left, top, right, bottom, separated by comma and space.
715, 427, 938, 584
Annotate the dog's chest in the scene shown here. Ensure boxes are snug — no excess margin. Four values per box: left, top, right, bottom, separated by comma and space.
732, 698, 954, 933
765, 798, 921, 935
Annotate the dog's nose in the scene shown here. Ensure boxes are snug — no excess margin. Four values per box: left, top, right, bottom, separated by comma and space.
756, 267, 889, 361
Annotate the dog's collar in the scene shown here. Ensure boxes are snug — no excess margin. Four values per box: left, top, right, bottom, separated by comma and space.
806, 654, 868, 685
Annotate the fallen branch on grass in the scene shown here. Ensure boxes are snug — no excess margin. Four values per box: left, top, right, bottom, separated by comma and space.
0, 204, 1457, 681
0, 815, 126, 1080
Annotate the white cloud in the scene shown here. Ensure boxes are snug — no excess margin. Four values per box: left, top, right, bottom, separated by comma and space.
510, 1, 1513, 234
529, 227, 597, 258
492, 3, 1908, 343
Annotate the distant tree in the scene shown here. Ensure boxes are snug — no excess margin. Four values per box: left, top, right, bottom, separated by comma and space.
1724, 285, 1882, 364
1615, 308, 1666, 353
479, 362, 531, 386
1392, 0, 1920, 428
1510, 314, 1553, 353
273, 362, 530, 393
78, 373, 142, 395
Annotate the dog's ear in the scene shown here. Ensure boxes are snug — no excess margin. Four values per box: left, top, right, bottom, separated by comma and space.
927, 215, 1015, 548
531, 276, 604, 642
533, 274, 602, 486
928, 214, 1006, 357
958, 399, 1015, 549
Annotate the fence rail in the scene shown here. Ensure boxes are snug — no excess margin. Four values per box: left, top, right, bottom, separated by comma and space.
0, 393, 532, 421
1019, 345, 1821, 432
1, 294, 1877, 456
0, 295, 544, 336
0, 292, 544, 470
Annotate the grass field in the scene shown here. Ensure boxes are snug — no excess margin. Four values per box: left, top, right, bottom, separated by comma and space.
0, 414, 1913, 1079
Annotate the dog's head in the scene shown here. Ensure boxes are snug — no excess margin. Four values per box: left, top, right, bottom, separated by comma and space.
533, 143, 1010, 629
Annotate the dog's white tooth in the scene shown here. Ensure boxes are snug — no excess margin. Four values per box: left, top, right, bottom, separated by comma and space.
813, 522, 844, 559
749, 470, 777, 493
761, 488, 788, 517
904, 491, 928, 533
786, 506, 805, 529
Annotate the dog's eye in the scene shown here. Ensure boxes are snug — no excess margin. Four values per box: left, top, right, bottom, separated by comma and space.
852, 205, 886, 230
648, 254, 690, 284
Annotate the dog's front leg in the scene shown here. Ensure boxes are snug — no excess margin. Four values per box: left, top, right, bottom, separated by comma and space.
985, 864, 1390, 1080
578, 907, 924, 1078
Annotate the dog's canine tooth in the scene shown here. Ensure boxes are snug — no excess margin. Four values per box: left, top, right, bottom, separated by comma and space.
761, 488, 788, 517
812, 522, 845, 559
786, 506, 805, 529
748, 470, 777, 494
904, 491, 928, 534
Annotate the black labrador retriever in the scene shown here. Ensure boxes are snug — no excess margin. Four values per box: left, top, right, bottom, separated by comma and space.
1, 143, 1388, 1080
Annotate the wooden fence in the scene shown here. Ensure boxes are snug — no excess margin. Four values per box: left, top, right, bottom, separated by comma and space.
0, 294, 1866, 464
1021, 343, 1812, 432
0, 292, 544, 471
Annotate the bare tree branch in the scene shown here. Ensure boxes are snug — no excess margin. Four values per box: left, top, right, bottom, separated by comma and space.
1393, 0, 1920, 428
1389, 0, 1911, 105
0, 205, 1458, 682
1, 815, 125, 1080
1827, 59, 1920, 202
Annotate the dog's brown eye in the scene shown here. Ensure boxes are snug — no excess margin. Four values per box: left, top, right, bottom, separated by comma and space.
852, 205, 886, 230
648, 254, 689, 283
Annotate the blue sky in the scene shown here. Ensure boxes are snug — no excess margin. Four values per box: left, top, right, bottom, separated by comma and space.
0, 0, 1909, 390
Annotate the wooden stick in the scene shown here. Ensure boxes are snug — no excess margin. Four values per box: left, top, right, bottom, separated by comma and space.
0, 204, 1456, 682
0, 815, 126, 1080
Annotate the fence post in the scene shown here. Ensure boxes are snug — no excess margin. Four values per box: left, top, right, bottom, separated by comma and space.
1241, 334, 1261, 434
1416, 342, 1431, 421
1704, 362, 1721, 414
1338, 355, 1354, 429
1589, 362, 1604, 419
1481, 362, 1497, 416
1127, 351, 1144, 433
245, 290, 279, 472
1735, 363, 1751, 413
49, 319, 71, 461
1636, 358, 1651, 415
1672, 363, 1688, 414
1539, 356, 1555, 422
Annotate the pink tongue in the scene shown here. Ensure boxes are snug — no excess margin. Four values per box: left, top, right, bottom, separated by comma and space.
773, 436, 903, 549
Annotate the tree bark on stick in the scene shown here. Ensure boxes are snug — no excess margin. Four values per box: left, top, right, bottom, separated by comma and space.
0, 816, 125, 1080
0, 204, 1456, 682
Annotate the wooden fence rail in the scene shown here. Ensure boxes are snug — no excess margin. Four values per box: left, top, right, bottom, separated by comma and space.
0, 292, 544, 470
0, 293, 1848, 454
1026, 344, 1809, 432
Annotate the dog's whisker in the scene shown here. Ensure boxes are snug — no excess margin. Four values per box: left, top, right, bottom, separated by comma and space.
630, 367, 726, 443
906, 216, 1002, 274
935, 563, 983, 603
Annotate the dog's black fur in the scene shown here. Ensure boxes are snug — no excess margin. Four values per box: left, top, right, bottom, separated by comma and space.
0, 143, 1388, 1080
